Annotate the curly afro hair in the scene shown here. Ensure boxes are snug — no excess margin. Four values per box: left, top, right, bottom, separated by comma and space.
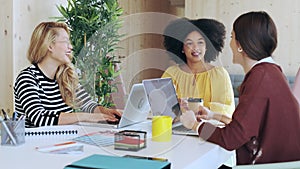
163, 17, 226, 63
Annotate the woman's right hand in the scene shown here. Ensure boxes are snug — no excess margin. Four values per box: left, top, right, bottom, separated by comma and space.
180, 110, 200, 131
86, 113, 116, 123
96, 106, 122, 122
58, 112, 119, 125
196, 106, 214, 121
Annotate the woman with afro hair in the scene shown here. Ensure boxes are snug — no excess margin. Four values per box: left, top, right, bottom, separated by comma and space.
162, 18, 234, 123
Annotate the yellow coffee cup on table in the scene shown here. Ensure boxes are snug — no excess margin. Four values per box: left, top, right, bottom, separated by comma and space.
152, 116, 172, 142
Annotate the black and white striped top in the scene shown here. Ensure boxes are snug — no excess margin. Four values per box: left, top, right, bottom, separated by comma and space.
14, 64, 98, 127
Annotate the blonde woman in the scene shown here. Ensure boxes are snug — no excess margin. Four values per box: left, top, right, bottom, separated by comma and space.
14, 22, 121, 127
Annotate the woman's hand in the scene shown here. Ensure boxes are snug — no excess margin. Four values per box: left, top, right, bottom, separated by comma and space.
196, 106, 214, 121
180, 110, 200, 131
96, 106, 123, 122
58, 112, 119, 125
196, 106, 232, 125
179, 97, 189, 112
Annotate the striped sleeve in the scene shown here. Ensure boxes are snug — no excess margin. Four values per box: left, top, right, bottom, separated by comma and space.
75, 85, 98, 113
14, 66, 73, 127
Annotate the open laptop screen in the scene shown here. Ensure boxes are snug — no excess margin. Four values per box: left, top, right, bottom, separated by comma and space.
142, 78, 181, 121
76, 83, 150, 128
117, 83, 150, 128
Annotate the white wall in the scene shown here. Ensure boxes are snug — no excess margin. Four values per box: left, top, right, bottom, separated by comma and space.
13, 0, 67, 77
185, 0, 300, 76
0, 0, 13, 113
0, 0, 66, 113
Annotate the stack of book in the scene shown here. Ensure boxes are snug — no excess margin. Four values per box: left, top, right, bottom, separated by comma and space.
114, 130, 146, 151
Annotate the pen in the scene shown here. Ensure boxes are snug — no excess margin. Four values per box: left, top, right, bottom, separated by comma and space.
1, 109, 10, 121
35, 141, 79, 153
13, 114, 25, 130
0, 116, 17, 145
35, 141, 77, 149
12, 112, 18, 121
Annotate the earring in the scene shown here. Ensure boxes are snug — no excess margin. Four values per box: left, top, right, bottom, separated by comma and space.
237, 47, 243, 52
182, 50, 184, 53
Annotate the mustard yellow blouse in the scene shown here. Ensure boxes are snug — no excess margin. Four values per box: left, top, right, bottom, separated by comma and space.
162, 65, 235, 117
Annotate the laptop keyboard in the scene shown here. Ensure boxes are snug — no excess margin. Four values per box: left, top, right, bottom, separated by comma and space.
173, 125, 191, 132
172, 123, 198, 136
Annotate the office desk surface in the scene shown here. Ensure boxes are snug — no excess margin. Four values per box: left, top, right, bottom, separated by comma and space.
0, 121, 235, 169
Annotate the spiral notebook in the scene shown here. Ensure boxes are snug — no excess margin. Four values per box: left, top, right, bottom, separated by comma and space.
25, 125, 78, 137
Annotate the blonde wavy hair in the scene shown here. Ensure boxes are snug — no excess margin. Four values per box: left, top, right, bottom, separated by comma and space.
27, 22, 78, 107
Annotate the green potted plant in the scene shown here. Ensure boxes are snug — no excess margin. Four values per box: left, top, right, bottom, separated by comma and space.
55, 0, 123, 107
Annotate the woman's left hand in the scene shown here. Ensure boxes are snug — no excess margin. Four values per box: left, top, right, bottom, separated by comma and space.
97, 106, 123, 121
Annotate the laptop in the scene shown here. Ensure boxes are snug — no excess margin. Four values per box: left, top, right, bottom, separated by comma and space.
77, 83, 151, 129
142, 77, 198, 136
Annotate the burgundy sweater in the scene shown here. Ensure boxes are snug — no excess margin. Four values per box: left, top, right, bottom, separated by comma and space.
198, 63, 300, 165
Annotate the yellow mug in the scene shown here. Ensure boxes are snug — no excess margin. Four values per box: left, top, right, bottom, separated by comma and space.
152, 116, 172, 142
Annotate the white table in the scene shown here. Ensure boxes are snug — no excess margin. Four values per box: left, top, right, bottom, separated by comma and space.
0, 121, 235, 169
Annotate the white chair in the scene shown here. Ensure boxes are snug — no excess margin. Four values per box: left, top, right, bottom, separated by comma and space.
292, 67, 300, 105
233, 160, 300, 169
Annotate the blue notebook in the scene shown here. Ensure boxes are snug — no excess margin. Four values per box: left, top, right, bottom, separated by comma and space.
64, 154, 171, 169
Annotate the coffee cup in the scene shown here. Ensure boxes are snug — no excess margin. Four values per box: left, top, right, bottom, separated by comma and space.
187, 98, 203, 113
152, 116, 172, 142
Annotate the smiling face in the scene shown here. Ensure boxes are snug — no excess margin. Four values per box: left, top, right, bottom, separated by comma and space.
48, 28, 73, 65
183, 31, 206, 64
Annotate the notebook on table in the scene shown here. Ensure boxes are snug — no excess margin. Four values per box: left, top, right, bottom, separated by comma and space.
25, 125, 78, 136
77, 83, 151, 129
24, 125, 79, 142
142, 77, 198, 136
64, 154, 171, 169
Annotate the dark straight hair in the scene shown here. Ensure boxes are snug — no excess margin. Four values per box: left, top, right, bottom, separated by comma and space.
233, 11, 277, 60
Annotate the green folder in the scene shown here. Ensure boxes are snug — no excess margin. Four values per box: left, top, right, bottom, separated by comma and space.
64, 154, 171, 169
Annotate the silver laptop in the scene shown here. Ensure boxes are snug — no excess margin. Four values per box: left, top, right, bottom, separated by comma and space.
77, 83, 151, 128
142, 78, 198, 136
